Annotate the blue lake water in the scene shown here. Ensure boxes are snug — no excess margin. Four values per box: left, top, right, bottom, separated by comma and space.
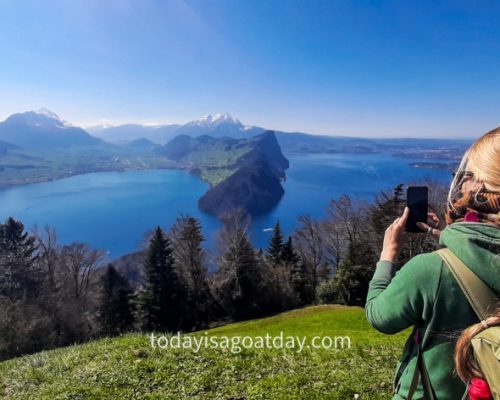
250, 152, 452, 244
0, 152, 453, 259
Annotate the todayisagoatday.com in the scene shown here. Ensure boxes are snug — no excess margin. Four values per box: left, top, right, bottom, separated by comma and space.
148, 331, 351, 354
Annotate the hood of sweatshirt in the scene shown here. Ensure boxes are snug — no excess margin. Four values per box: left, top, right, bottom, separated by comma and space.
439, 222, 500, 295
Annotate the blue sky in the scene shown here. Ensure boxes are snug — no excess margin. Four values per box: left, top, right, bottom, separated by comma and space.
0, 0, 498, 137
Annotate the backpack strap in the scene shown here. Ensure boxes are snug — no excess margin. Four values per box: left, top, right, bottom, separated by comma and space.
436, 248, 500, 321
407, 330, 436, 400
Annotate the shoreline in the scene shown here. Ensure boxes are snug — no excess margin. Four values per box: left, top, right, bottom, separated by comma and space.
0, 165, 212, 191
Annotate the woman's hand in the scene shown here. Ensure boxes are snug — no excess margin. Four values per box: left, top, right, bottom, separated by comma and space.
380, 207, 409, 263
416, 211, 442, 238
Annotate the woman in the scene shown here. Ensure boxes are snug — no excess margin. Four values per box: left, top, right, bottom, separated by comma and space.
365, 127, 500, 399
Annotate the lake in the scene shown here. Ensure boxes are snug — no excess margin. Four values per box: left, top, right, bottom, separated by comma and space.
0, 152, 453, 258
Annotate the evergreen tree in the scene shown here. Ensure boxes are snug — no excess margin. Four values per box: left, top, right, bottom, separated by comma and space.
330, 243, 357, 305
281, 236, 299, 265
280, 235, 313, 306
170, 216, 217, 330
0, 217, 40, 301
316, 278, 337, 304
331, 242, 373, 306
267, 220, 284, 266
370, 185, 405, 242
291, 260, 315, 306
233, 233, 259, 318
98, 264, 134, 336
215, 211, 263, 320
137, 226, 181, 331
394, 183, 404, 203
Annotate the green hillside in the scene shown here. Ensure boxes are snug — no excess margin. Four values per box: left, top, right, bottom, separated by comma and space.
0, 305, 408, 399
156, 131, 289, 187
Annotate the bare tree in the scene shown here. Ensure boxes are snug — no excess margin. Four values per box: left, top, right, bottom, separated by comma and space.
32, 225, 59, 290
293, 214, 326, 292
321, 218, 345, 272
326, 195, 366, 246
59, 243, 105, 309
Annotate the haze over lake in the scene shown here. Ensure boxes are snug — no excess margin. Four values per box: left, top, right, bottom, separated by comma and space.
0, 152, 452, 259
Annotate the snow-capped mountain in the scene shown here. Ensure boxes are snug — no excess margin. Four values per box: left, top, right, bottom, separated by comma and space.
7, 108, 73, 129
175, 113, 263, 139
35, 108, 71, 125
186, 113, 243, 127
0, 109, 103, 149
89, 113, 264, 143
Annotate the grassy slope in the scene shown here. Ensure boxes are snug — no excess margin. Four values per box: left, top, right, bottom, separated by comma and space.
0, 305, 409, 400
176, 142, 253, 187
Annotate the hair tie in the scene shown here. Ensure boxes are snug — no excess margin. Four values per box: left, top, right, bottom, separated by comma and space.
469, 377, 493, 400
480, 320, 489, 329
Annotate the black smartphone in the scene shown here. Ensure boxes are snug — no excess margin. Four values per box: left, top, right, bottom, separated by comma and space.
406, 186, 428, 233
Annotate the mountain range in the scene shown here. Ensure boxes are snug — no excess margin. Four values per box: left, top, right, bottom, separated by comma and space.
0, 108, 473, 157
87, 112, 264, 144
0, 108, 473, 215
86, 112, 473, 158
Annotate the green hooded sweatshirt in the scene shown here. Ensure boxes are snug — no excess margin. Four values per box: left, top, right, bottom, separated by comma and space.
366, 222, 500, 399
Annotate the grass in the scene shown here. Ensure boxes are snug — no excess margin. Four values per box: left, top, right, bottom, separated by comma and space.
0, 305, 409, 399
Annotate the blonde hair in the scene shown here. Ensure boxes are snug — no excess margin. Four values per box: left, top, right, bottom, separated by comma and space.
447, 127, 500, 211
467, 127, 500, 191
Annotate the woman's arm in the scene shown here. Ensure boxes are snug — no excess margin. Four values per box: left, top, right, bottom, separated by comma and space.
365, 253, 442, 334
365, 207, 442, 334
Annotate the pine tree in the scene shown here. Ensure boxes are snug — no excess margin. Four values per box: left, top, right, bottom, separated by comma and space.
267, 220, 284, 266
98, 264, 134, 336
0, 217, 40, 301
232, 231, 260, 319
281, 236, 299, 265
170, 216, 217, 330
394, 183, 404, 204
137, 226, 181, 331
370, 184, 405, 243
215, 211, 263, 320
331, 242, 372, 306
291, 259, 315, 307
280, 236, 313, 306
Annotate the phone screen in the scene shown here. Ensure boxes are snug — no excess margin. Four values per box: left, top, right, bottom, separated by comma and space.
406, 186, 428, 233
